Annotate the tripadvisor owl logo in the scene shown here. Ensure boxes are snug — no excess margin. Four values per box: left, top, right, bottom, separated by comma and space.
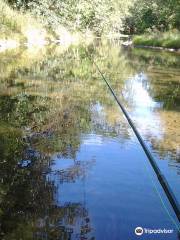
135, 227, 144, 236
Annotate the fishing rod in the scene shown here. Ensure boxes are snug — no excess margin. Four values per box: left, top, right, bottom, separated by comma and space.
86, 51, 180, 224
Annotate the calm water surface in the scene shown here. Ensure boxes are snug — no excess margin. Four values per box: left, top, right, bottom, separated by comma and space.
0, 40, 180, 239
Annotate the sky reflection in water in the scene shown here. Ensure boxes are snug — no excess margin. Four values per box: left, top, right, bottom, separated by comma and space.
0, 41, 180, 239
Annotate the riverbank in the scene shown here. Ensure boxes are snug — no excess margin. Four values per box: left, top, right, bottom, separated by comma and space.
133, 32, 180, 51
0, 0, 95, 52
0, 0, 51, 48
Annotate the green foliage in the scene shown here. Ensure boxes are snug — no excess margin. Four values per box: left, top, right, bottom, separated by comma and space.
162, 39, 180, 49
25, 0, 117, 34
1, 0, 180, 37
0, 0, 47, 41
133, 31, 180, 49
124, 0, 180, 34
4, 0, 133, 35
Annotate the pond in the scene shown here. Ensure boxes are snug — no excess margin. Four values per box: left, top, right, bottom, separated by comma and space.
0, 40, 180, 239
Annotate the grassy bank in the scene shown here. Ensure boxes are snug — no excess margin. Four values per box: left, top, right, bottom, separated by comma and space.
1, 0, 134, 43
0, 0, 51, 47
133, 31, 180, 50
0, 0, 96, 50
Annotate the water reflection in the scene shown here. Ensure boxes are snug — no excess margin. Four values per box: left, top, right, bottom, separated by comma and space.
122, 73, 163, 139
49, 154, 95, 183
93, 43, 180, 161
129, 52, 180, 159
0, 41, 180, 239
46, 154, 96, 240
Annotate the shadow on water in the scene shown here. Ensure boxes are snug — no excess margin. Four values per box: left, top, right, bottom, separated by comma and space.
0, 41, 180, 239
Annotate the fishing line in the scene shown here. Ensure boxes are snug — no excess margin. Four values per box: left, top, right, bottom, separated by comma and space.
85, 50, 180, 224
142, 158, 180, 232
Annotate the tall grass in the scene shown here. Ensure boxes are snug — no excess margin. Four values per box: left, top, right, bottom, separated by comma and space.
133, 31, 180, 49
0, 0, 46, 42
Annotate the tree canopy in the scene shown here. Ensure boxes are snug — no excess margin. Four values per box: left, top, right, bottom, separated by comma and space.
124, 0, 180, 34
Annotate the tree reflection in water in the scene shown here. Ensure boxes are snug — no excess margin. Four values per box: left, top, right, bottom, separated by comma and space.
44, 154, 96, 239
0, 40, 180, 239
0, 92, 95, 239
33, 152, 96, 240
1, 143, 95, 240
